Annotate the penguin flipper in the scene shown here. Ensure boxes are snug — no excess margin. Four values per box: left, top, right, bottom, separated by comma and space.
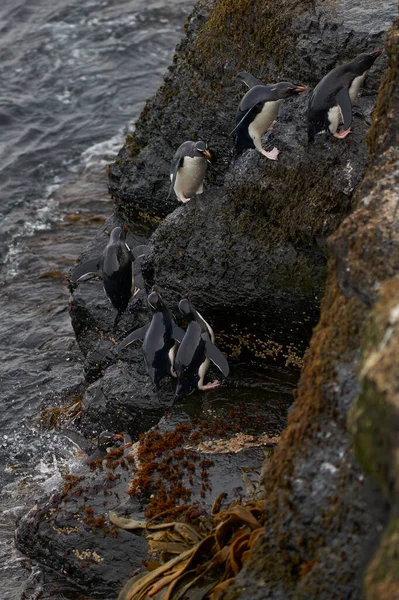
173, 325, 186, 343
167, 156, 184, 200
229, 106, 254, 136
236, 71, 263, 89
130, 244, 151, 260
335, 88, 353, 131
71, 257, 102, 284
118, 324, 150, 352
205, 339, 230, 377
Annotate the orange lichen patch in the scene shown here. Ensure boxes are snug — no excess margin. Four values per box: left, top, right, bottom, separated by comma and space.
88, 215, 106, 223
74, 501, 119, 536
364, 518, 399, 600
127, 423, 204, 520
299, 559, 317, 579
367, 18, 399, 157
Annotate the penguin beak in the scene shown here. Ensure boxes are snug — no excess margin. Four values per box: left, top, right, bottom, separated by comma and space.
293, 85, 307, 93
112, 433, 124, 441
374, 50, 382, 56
204, 149, 212, 160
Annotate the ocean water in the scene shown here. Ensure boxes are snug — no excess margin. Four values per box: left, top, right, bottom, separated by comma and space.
0, 0, 194, 597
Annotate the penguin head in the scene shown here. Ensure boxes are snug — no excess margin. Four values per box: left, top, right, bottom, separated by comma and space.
109, 226, 127, 243
97, 431, 124, 451
178, 293, 195, 322
350, 49, 382, 74
174, 378, 196, 402
147, 288, 166, 312
193, 140, 213, 162
272, 82, 307, 98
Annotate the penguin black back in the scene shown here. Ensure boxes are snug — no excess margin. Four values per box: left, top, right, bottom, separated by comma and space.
174, 301, 206, 400
307, 50, 382, 142
117, 289, 185, 388
173, 296, 229, 403
102, 227, 133, 328
143, 290, 184, 387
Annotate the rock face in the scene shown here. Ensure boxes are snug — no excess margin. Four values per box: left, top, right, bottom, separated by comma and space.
14, 0, 399, 599
15, 453, 150, 596
223, 14, 399, 600
108, 0, 391, 351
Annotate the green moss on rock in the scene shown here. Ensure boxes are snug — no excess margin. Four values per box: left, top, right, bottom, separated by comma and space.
367, 17, 399, 157
365, 518, 399, 600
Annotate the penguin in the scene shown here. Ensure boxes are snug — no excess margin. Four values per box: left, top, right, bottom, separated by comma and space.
117, 289, 185, 388
173, 294, 229, 403
307, 49, 382, 142
234, 79, 307, 158
71, 226, 150, 331
167, 140, 213, 204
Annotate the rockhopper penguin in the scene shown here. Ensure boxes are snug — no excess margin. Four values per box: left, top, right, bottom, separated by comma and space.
234, 79, 307, 159
168, 140, 213, 204
173, 294, 229, 403
71, 226, 149, 331
307, 49, 382, 142
117, 289, 185, 389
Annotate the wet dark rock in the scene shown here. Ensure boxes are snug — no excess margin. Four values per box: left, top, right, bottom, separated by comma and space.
107, 0, 391, 350
15, 455, 149, 598
15, 395, 280, 598
223, 13, 399, 600
79, 359, 173, 440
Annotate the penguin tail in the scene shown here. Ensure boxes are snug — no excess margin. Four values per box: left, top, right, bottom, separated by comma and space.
113, 310, 123, 333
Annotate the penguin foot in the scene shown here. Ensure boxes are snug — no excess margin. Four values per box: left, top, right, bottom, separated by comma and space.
333, 128, 352, 139
179, 196, 191, 204
267, 120, 276, 132
201, 380, 221, 391
261, 147, 279, 160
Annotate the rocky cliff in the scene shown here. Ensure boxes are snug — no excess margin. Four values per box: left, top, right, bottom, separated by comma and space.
15, 0, 399, 598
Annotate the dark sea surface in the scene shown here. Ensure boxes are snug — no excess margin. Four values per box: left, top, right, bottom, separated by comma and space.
0, 1, 195, 597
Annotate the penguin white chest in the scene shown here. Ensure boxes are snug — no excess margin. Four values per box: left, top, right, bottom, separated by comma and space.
327, 105, 343, 134
248, 100, 282, 142
173, 156, 207, 199
348, 73, 366, 103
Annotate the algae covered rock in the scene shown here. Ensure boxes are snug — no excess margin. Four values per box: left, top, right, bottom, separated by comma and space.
15, 454, 149, 596
223, 13, 399, 600
109, 0, 390, 349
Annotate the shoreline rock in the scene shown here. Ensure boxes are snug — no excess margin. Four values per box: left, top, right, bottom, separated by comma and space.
15, 0, 399, 598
